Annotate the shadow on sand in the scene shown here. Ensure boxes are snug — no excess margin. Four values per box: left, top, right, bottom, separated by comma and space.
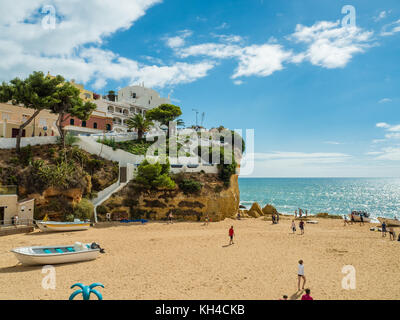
289, 290, 304, 300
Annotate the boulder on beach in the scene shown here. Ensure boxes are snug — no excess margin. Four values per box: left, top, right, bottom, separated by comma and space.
262, 204, 278, 216
248, 202, 263, 218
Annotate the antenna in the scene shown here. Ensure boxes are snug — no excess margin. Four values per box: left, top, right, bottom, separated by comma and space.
201, 112, 205, 127
192, 109, 199, 127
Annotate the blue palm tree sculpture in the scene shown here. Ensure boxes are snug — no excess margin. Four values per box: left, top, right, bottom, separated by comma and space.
69, 283, 104, 300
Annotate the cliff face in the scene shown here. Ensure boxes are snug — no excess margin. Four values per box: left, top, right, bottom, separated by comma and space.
101, 173, 240, 222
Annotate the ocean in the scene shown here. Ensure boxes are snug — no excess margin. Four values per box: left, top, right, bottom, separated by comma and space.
239, 178, 400, 220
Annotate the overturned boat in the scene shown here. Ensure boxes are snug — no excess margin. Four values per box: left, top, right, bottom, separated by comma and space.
377, 217, 400, 227
12, 242, 102, 266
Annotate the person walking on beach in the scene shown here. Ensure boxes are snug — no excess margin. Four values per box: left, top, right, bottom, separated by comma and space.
295, 210, 297, 218
299, 220, 305, 235
229, 226, 235, 245
360, 213, 364, 226
276, 213, 280, 224
301, 288, 313, 300
204, 214, 209, 226
291, 220, 296, 234
297, 260, 306, 291
168, 212, 173, 224
343, 215, 349, 226
389, 227, 396, 241
382, 221, 387, 237
350, 212, 355, 225
272, 214, 276, 224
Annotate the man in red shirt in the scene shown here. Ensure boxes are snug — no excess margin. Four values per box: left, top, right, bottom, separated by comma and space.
229, 226, 235, 245
301, 288, 313, 300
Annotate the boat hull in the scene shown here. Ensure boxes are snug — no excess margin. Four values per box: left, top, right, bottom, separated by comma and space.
377, 217, 400, 227
37, 221, 90, 232
12, 244, 100, 266
348, 215, 371, 223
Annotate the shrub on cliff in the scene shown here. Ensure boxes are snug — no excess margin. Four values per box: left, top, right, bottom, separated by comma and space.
73, 198, 94, 220
134, 159, 176, 190
178, 179, 202, 194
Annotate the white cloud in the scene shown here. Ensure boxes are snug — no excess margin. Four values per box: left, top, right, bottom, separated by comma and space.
324, 141, 342, 145
0, 1, 217, 90
374, 11, 387, 22
376, 122, 390, 128
381, 19, 400, 36
177, 42, 292, 79
376, 147, 400, 160
379, 98, 392, 103
289, 21, 374, 69
165, 30, 192, 48
233, 80, 243, 85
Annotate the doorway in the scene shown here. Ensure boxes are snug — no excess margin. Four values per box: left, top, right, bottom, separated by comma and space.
0, 207, 4, 225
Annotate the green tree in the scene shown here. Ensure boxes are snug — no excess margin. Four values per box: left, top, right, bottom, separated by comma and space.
146, 104, 183, 137
51, 82, 96, 149
107, 90, 116, 102
126, 113, 153, 140
0, 71, 64, 152
135, 159, 175, 190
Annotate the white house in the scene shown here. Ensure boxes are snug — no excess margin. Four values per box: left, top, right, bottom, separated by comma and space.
94, 85, 171, 133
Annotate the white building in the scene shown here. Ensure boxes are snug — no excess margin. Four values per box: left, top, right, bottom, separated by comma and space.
93, 85, 170, 133
118, 84, 170, 109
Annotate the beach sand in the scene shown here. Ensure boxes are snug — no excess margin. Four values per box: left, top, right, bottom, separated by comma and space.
0, 217, 399, 300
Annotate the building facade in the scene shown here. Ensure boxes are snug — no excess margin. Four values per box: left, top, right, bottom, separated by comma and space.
0, 186, 34, 225
61, 110, 113, 135
0, 103, 59, 138
92, 85, 171, 133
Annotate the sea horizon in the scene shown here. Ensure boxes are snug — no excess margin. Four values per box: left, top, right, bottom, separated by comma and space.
238, 177, 400, 220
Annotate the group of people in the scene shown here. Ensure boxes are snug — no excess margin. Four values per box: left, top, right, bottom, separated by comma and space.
291, 219, 305, 235
381, 221, 400, 241
271, 213, 279, 224
294, 208, 308, 218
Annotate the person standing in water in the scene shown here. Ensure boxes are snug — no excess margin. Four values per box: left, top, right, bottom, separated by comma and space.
229, 226, 235, 245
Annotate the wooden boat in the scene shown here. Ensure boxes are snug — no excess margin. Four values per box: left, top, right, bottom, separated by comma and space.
36, 220, 91, 232
377, 217, 400, 227
11, 242, 100, 266
348, 211, 371, 223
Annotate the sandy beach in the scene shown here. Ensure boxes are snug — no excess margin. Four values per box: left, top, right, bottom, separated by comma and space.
1, 217, 399, 300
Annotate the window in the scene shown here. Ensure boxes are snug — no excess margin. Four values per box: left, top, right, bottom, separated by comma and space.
82, 121, 86, 127
2, 113, 10, 120
39, 118, 47, 127
106, 124, 111, 131
93, 122, 97, 129
70, 118, 75, 125
132, 92, 136, 98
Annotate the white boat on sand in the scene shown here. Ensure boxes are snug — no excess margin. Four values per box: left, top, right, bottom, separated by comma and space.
36, 220, 91, 232
377, 217, 400, 227
348, 211, 371, 223
12, 242, 101, 266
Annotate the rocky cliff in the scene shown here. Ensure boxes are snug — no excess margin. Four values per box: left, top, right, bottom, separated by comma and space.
100, 173, 240, 222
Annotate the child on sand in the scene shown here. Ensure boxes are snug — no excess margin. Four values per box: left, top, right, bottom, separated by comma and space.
301, 288, 313, 300
291, 220, 296, 234
297, 260, 306, 291
229, 226, 235, 245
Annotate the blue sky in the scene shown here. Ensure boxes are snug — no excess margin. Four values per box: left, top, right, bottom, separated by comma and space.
1, 0, 400, 177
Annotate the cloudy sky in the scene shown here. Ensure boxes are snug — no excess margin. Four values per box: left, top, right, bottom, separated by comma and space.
1, 0, 400, 177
